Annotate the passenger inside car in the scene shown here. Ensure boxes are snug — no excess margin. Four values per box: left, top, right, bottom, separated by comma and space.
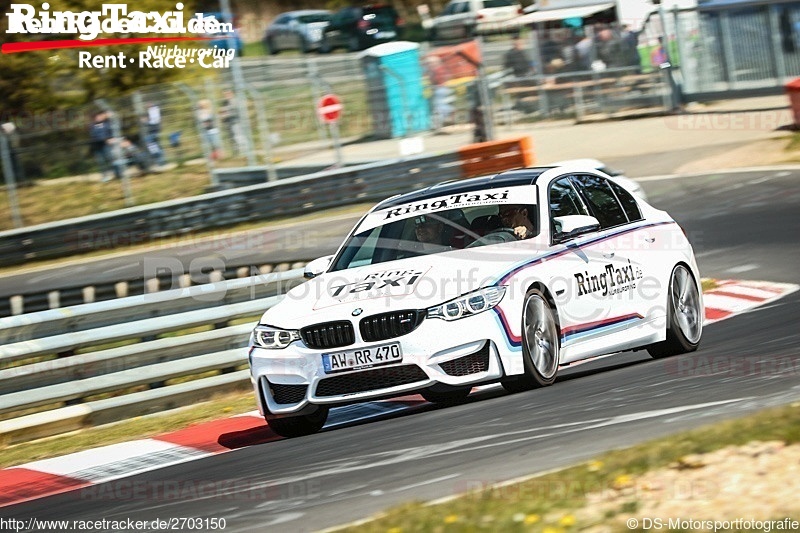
498, 204, 537, 239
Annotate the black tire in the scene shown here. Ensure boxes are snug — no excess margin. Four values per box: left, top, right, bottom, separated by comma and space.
319, 36, 332, 54
502, 288, 559, 393
421, 387, 471, 405
647, 264, 703, 358
347, 35, 361, 52
300, 37, 311, 54
266, 37, 278, 55
266, 405, 328, 438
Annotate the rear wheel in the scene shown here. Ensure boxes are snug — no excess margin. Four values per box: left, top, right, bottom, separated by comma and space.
347, 35, 361, 52
422, 387, 471, 405
647, 264, 702, 358
265, 37, 278, 55
266, 405, 328, 438
319, 36, 332, 54
502, 289, 559, 393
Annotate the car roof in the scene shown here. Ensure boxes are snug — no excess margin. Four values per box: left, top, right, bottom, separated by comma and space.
284, 9, 331, 16
373, 167, 551, 210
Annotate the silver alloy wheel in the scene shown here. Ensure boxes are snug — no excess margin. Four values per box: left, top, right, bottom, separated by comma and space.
672, 265, 702, 344
523, 294, 559, 380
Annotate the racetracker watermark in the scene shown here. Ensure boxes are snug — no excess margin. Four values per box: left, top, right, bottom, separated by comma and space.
456, 477, 717, 503
664, 355, 800, 378
625, 517, 799, 531
0, 517, 227, 531
664, 110, 794, 131
78, 478, 320, 501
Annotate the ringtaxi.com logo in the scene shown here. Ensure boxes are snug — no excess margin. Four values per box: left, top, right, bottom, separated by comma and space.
3, 3, 236, 69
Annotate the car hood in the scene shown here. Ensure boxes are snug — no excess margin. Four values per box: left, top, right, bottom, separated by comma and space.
261, 243, 540, 326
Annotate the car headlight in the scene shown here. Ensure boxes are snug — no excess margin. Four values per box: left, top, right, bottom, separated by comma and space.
251, 325, 301, 349
427, 286, 506, 321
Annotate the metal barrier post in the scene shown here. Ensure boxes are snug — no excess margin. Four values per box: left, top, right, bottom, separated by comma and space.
221, 0, 257, 167
306, 57, 329, 142
768, 4, 788, 82
0, 131, 24, 228
244, 86, 278, 182
174, 83, 215, 184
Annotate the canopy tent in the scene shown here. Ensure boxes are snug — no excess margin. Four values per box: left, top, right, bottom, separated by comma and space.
514, 3, 616, 24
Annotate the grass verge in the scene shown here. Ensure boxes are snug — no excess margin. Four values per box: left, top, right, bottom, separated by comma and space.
337, 402, 800, 532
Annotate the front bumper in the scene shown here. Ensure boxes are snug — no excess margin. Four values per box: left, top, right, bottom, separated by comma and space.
249, 313, 513, 416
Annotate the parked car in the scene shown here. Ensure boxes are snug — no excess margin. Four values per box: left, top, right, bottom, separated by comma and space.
320, 5, 404, 53
248, 165, 703, 437
263, 10, 332, 54
429, 0, 522, 41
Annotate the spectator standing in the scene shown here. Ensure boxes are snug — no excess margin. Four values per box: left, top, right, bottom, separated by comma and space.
424, 56, 454, 131
144, 102, 166, 167
196, 99, 221, 161
650, 37, 668, 69
503, 38, 533, 78
621, 24, 642, 71
89, 111, 121, 182
219, 89, 246, 156
575, 32, 594, 71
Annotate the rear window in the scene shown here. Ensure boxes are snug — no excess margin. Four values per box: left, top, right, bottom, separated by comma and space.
483, 0, 516, 7
298, 14, 331, 23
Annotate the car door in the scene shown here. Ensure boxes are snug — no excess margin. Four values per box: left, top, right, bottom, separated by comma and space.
568, 174, 651, 353
327, 9, 348, 47
544, 175, 616, 359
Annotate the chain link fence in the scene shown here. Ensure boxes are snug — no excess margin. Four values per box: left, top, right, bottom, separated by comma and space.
3, 7, 798, 230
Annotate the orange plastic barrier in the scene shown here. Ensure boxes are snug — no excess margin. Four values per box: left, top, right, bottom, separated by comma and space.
457, 136, 535, 179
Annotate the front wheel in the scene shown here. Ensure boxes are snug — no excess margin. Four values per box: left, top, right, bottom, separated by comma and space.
503, 289, 559, 393
266, 405, 328, 438
647, 264, 702, 358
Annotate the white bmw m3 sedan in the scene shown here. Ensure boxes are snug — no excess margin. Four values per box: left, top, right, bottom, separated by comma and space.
248, 165, 703, 437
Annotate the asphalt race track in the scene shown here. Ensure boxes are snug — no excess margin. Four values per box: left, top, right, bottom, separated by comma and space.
2, 169, 799, 532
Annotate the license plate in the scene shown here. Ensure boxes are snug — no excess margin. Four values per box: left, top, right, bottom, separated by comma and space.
322, 343, 402, 374
376, 31, 396, 39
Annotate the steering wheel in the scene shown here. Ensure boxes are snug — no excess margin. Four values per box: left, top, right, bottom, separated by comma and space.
466, 227, 518, 247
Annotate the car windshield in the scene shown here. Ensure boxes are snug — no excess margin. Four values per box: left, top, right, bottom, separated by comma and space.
298, 14, 331, 23
330, 200, 538, 272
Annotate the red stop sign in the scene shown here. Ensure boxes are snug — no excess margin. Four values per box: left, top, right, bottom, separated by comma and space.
317, 94, 343, 124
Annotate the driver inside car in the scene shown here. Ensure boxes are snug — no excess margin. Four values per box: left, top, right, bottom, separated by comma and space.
498, 204, 536, 240
414, 215, 450, 250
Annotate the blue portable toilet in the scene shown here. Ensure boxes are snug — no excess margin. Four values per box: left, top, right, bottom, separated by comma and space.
361, 42, 431, 139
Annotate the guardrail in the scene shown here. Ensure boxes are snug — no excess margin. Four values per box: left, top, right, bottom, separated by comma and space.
1, 259, 310, 318
0, 269, 304, 446
0, 151, 463, 268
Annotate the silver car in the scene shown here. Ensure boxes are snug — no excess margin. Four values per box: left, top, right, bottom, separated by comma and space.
264, 10, 332, 54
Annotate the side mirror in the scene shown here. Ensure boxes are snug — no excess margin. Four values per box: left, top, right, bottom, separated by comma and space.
553, 215, 600, 243
304, 255, 333, 279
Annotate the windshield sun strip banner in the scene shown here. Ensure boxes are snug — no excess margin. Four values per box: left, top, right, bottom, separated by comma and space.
357, 186, 536, 233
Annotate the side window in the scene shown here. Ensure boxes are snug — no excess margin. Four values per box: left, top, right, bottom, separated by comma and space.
549, 176, 588, 218
608, 181, 642, 222
573, 174, 628, 229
